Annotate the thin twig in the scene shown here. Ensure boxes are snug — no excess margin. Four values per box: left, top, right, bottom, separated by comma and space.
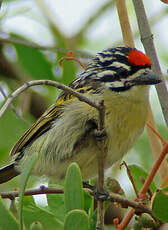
115, 0, 134, 47
120, 161, 139, 198
0, 80, 101, 120
146, 122, 166, 145
58, 52, 86, 70
96, 100, 106, 230
0, 185, 157, 221
132, 0, 168, 127
0, 85, 30, 126
107, 192, 156, 220
0, 185, 63, 200
0, 37, 93, 58
140, 143, 168, 196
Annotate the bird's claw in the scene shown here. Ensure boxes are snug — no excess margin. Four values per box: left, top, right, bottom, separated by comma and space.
93, 129, 107, 141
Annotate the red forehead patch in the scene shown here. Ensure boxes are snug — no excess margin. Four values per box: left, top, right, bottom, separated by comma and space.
128, 49, 151, 67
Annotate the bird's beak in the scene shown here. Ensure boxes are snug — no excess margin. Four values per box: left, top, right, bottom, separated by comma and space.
131, 71, 162, 85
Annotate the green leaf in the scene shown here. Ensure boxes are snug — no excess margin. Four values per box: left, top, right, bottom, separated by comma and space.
22, 195, 36, 207
152, 187, 168, 222
47, 193, 66, 221
0, 198, 19, 230
83, 190, 93, 213
60, 61, 76, 85
11, 34, 55, 80
18, 152, 38, 230
128, 164, 156, 193
64, 163, 84, 212
64, 210, 89, 230
23, 205, 63, 230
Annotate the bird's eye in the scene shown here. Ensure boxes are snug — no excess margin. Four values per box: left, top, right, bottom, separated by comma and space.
117, 68, 129, 79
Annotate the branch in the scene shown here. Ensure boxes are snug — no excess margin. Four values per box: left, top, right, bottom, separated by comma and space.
140, 143, 168, 196
0, 85, 30, 126
0, 37, 93, 58
96, 100, 106, 230
0, 80, 101, 120
132, 0, 168, 127
0, 185, 63, 200
115, 0, 134, 47
107, 192, 156, 220
0, 185, 157, 221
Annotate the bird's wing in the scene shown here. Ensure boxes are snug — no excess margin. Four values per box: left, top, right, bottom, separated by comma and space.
10, 101, 64, 156
10, 83, 97, 156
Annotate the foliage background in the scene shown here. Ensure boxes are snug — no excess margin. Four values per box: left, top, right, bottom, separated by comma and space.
0, 0, 168, 229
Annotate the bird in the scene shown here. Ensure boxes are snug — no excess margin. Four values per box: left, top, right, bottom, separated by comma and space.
0, 46, 161, 184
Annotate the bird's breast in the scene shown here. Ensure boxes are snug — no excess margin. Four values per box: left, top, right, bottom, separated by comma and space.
104, 92, 149, 167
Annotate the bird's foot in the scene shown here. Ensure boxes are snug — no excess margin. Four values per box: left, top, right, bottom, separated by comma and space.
93, 128, 107, 141
83, 182, 110, 201
92, 187, 110, 201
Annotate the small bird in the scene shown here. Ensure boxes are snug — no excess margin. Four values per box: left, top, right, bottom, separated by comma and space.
0, 46, 161, 184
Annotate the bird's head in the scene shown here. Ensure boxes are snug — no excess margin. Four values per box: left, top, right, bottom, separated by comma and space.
85, 47, 161, 93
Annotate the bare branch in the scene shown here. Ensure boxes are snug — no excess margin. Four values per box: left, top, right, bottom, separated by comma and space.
0, 37, 93, 58
0, 85, 30, 126
96, 100, 106, 230
107, 192, 156, 221
0, 80, 101, 120
0, 185, 158, 221
132, 0, 168, 127
0, 185, 63, 200
115, 0, 134, 47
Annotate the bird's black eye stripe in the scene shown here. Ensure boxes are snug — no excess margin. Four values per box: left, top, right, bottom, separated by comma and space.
95, 74, 119, 82
93, 67, 130, 83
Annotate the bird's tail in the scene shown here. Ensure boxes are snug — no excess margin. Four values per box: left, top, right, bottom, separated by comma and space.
0, 163, 20, 184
